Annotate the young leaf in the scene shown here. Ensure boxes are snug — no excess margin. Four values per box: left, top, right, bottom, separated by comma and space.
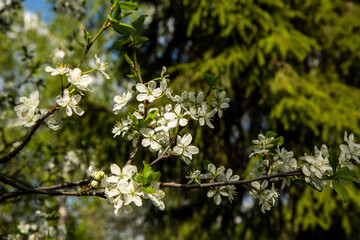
334, 167, 360, 183
111, 22, 136, 36
141, 186, 155, 194
203, 160, 212, 171
132, 172, 144, 184
124, 53, 134, 66
142, 109, 159, 127
119, 2, 138, 10
135, 37, 149, 46
328, 148, 338, 174
204, 73, 219, 89
332, 179, 349, 203
265, 131, 277, 138
83, 29, 91, 43
132, 15, 147, 31
113, 0, 121, 20
272, 136, 284, 146
151, 171, 161, 182
143, 162, 153, 179
114, 38, 131, 50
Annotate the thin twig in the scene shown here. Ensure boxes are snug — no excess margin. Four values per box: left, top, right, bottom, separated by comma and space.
160, 168, 303, 189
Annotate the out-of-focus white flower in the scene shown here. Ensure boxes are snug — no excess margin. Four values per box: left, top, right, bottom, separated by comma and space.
45, 63, 70, 76
211, 90, 230, 118
95, 54, 110, 79
14, 90, 39, 116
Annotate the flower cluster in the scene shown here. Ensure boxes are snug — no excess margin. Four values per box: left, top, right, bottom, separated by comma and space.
100, 164, 165, 215
249, 180, 279, 213
186, 163, 240, 205
12, 91, 61, 130
111, 67, 230, 165
301, 145, 333, 191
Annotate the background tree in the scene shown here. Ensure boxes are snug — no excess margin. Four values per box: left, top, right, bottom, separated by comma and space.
0, 0, 360, 239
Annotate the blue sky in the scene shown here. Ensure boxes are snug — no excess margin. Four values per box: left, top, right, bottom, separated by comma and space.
23, 0, 54, 22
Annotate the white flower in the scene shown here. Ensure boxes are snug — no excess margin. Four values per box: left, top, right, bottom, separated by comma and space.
140, 128, 161, 151
14, 90, 39, 116
164, 104, 189, 128
112, 117, 132, 138
12, 108, 41, 127
250, 181, 279, 213
136, 81, 162, 102
67, 68, 93, 93
185, 170, 202, 184
95, 54, 110, 79
339, 131, 360, 166
56, 89, 84, 116
113, 92, 132, 114
122, 181, 143, 206
211, 90, 230, 118
207, 163, 226, 181
148, 189, 165, 210
88, 165, 105, 180
173, 133, 199, 165
197, 102, 215, 128
45, 63, 70, 76
106, 164, 137, 184
207, 186, 229, 205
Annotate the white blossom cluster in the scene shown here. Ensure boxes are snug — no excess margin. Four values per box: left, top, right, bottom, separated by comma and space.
6, 210, 66, 240
249, 133, 297, 211
186, 163, 240, 205
112, 67, 230, 165
12, 54, 110, 130
339, 131, 360, 169
301, 145, 333, 191
91, 164, 165, 215
249, 180, 279, 213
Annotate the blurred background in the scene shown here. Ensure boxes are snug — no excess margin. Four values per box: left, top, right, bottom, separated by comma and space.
1, 0, 360, 239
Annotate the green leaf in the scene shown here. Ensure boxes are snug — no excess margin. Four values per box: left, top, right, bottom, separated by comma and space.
272, 136, 284, 146
111, 22, 136, 36
334, 167, 360, 183
135, 36, 149, 46
143, 162, 153, 180
141, 186, 155, 194
328, 148, 338, 174
204, 73, 219, 89
151, 171, 161, 182
132, 15, 147, 31
265, 131, 277, 138
132, 172, 144, 184
114, 38, 131, 50
203, 160, 212, 171
83, 29, 91, 43
124, 53, 134, 66
120, 2, 138, 10
142, 109, 159, 127
107, 13, 118, 23
113, 0, 121, 20
332, 179, 349, 203
129, 112, 139, 129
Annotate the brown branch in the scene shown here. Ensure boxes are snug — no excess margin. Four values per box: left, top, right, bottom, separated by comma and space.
0, 103, 59, 164
160, 168, 303, 189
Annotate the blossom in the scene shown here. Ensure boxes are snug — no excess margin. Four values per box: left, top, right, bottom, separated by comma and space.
112, 117, 132, 138
106, 163, 137, 184
207, 163, 226, 181
12, 108, 41, 127
45, 63, 70, 76
339, 131, 360, 167
136, 81, 162, 102
95, 54, 110, 79
113, 92, 132, 114
148, 189, 165, 210
67, 68, 93, 93
88, 165, 105, 180
140, 128, 161, 151
56, 89, 84, 116
164, 104, 189, 128
249, 181, 279, 213
14, 90, 39, 116
301, 145, 332, 191
197, 102, 215, 128
173, 133, 199, 164
207, 186, 229, 205
211, 90, 230, 118
185, 170, 202, 184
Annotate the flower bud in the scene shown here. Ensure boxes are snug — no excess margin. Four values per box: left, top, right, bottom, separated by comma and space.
90, 180, 99, 188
